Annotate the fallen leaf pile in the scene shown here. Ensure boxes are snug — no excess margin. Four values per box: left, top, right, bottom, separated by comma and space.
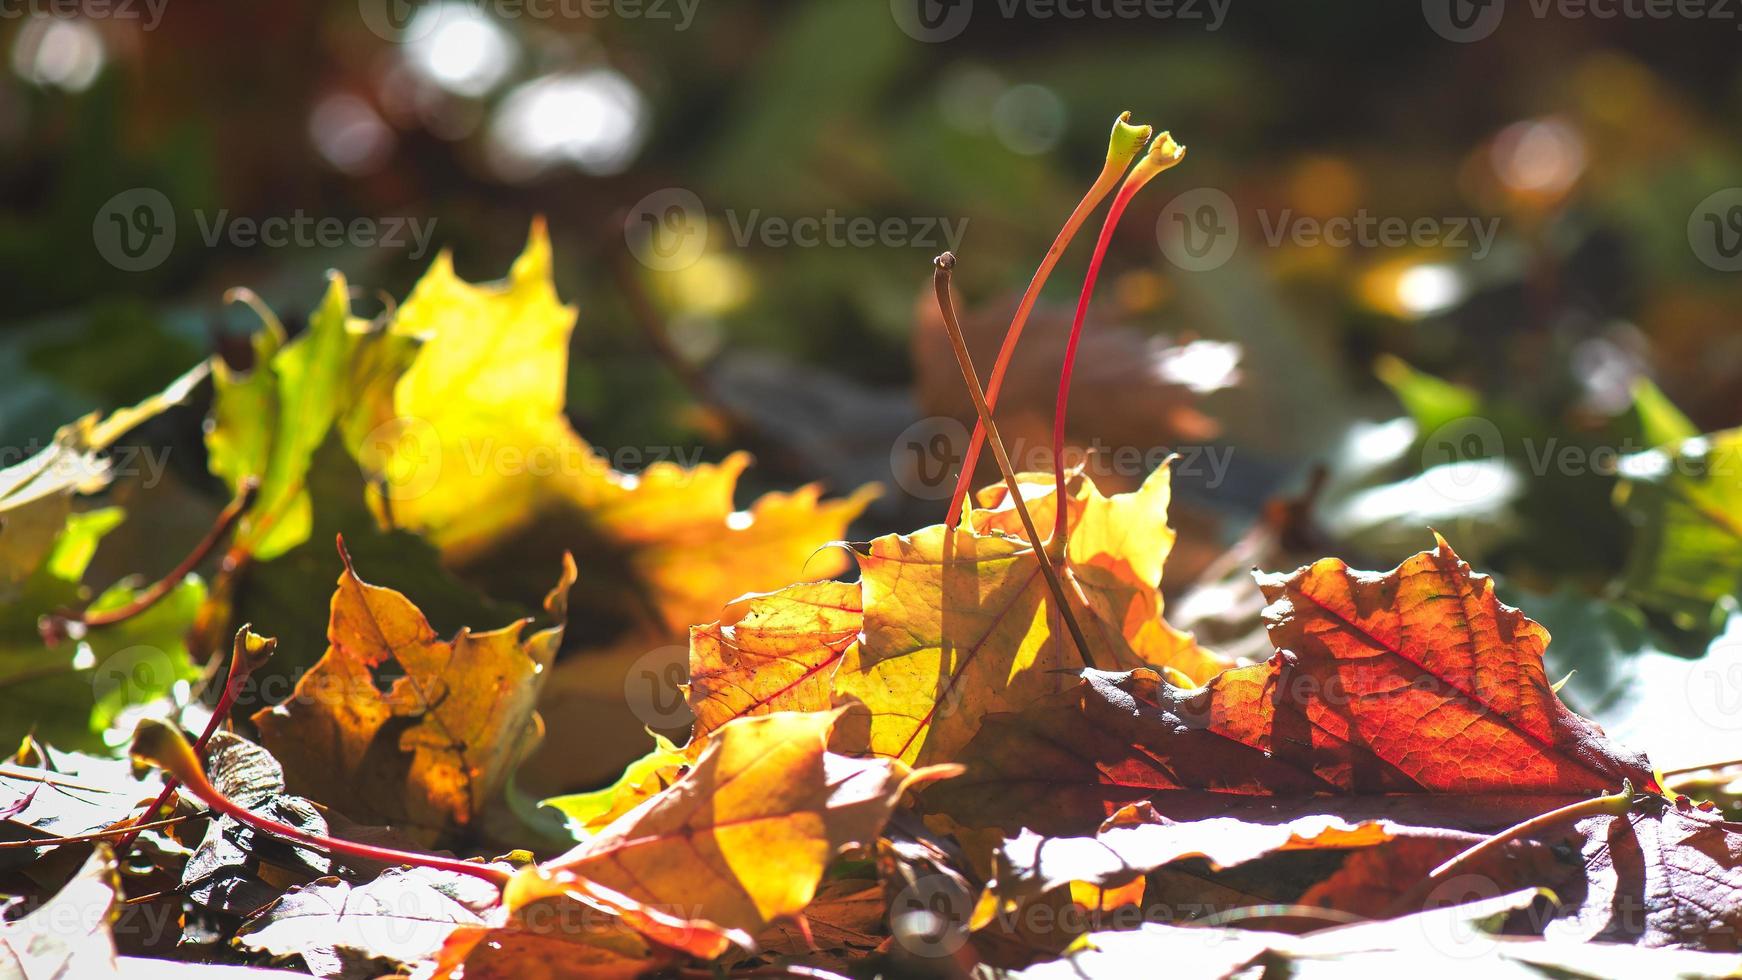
4, 158, 1742, 979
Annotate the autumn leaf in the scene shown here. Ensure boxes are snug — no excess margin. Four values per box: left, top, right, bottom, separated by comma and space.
538, 732, 689, 842
1010, 887, 1742, 979
996, 803, 1411, 899
539, 709, 951, 957
0, 360, 205, 593
1291, 802, 1742, 949
358, 221, 875, 633
252, 540, 576, 844
0, 745, 161, 845
686, 580, 862, 744
939, 536, 1655, 833
235, 865, 505, 978
1250, 535, 1654, 794
426, 893, 661, 980
217, 434, 528, 714
0, 367, 209, 748
208, 275, 417, 562
750, 878, 887, 968
0, 847, 121, 979
833, 462, 1222, 766
183, 731, 335, 915
927, 539, 1742, 949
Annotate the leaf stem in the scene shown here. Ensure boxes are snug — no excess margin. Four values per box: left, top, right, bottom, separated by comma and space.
946, 113, 1154, 530
1390, 781, 1637, 916
129, 718, 511, 888
42, 478, 258, 643
1660, 758, 1742, 779
114, 627, 275, 856
933, 253, 1097, 671
1051, 134, 1185, 546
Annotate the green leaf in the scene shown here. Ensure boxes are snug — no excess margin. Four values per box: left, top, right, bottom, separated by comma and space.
539, 732, 688, 842
0, 507, 201, 751
207, 275, 418, 561
1375, 354, 1482, 434
1616, 427, 1742, 634
1628, 377, 1698, 448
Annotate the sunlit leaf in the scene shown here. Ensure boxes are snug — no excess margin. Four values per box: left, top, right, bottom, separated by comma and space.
252, 542, 575, 844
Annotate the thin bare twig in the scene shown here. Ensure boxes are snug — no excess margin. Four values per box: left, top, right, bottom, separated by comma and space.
933, 253, 1097, 671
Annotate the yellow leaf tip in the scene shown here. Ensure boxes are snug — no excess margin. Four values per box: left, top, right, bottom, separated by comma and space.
129, 719, 206, 789
1106, 112, 1154, 167
1148, 130, 1185, 165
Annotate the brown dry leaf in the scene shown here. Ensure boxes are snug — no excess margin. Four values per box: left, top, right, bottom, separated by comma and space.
834, 462, 1225, 767
751, 879, 888, 969
252, 540, 576, 844
540, 709, 951, 956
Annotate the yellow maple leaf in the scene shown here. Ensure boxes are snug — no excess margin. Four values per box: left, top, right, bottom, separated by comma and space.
358, 221, 874, 633
537, 709, 949, 957
833, 461, 1223, 766
686, 580, 862, 744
